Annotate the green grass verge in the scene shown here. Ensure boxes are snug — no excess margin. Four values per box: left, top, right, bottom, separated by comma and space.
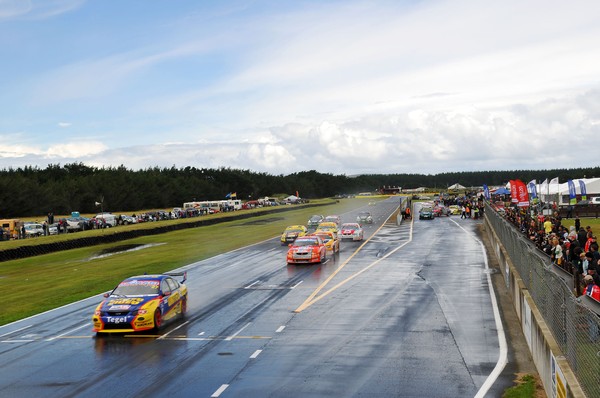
0, 198, 387, 326
502, 374, 539, 398
561, 216, 600, 232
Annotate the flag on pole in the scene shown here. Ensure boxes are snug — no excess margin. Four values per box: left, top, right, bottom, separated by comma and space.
231, 192, 237, 199
579, 180, 587, 201
528, 180, 537, 198
483, 184, 490, 200
568, 180, 577, 205
539, 178, 548, 193
528, 180, 538, 204
516, 180, 529, 207
549, 177, 559, 204
510, 180, 518, 203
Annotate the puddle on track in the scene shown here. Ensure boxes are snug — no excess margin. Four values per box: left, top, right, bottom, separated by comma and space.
89, 243, 165, 260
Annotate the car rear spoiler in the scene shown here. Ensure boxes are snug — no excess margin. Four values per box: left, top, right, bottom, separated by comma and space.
165, 271, 187, 284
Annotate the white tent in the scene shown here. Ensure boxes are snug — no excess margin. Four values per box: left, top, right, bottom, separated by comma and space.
538, 178, 600, 204
448, 183, 466, 190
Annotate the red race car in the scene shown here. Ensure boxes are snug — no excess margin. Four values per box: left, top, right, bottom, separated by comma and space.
286, 236, 327, 264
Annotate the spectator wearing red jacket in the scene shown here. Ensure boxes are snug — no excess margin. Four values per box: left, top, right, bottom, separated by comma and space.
584, 275, 600, 301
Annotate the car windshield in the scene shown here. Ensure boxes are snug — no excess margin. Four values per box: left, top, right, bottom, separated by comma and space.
359, 212, 370, 217
112, 279, 160, 296
309, 216, 322, 221
294, 239, 318, 247
286, 227, 304, 233
343, 224, 359, 229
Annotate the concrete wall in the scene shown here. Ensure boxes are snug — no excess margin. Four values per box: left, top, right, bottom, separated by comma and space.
484, 217, 586, 398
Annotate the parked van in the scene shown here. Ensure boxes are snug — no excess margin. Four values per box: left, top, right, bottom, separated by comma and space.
591, 197, 600, 205
95, 213, 117, 227
0, 219, 23, 240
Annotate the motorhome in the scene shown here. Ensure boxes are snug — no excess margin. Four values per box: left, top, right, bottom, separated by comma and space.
183, 201, 221, 213
0, 219, 22, 239
219, 199, 242, 211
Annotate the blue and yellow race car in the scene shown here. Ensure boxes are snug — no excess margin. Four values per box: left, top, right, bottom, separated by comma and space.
92, 272, 187, 334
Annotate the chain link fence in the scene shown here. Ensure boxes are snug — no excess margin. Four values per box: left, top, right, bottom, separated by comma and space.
486, 204, 600, 398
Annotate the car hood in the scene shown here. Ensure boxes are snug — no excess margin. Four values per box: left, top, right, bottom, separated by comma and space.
290, 245, 315, 252
99, 295, 158, 311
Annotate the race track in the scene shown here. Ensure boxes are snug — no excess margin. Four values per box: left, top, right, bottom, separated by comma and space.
0, 198, 512, 397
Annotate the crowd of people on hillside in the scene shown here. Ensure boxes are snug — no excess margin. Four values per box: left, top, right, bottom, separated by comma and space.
501, 203, 600, 302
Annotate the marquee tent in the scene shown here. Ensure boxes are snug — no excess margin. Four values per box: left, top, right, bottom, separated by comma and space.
537, 178, 600, 204
493, 187, 510, 195
448, 183, 466, 190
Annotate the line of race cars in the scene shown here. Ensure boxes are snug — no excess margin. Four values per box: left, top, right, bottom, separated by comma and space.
91, 211, 377, 334
418, 201, 462, 220
283, 212, 373, 265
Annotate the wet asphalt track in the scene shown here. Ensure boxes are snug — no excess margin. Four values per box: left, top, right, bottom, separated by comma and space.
0, 198, 512, 397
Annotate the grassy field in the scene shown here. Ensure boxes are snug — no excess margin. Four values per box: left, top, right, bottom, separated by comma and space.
0, 197, 386, 326
561, 216, 600, 232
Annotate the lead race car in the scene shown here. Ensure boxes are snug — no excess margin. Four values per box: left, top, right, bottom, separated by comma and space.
92, 272, 187, 334
286, 235, 327, 264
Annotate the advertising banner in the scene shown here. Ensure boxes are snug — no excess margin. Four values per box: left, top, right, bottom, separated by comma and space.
568, 180, 577, 205
516, 180, 529, 207
483, 184, 490, 200
579, 179, 587, 201
510, 180, 518, 203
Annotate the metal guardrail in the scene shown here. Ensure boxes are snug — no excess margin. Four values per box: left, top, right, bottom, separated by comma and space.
485, 203, 600, 398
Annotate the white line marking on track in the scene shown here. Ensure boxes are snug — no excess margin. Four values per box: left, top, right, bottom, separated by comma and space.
198, 331, 205, 336
290, 280, 303, 289
158, 321, 189, 339
225, 322, 251, 341
211, 384, 229, 397
244, 280, 260, 289
275, 326, 285, 333
0, 324, 32, 338
250, 349, 262, 359
46, 323, 90, 341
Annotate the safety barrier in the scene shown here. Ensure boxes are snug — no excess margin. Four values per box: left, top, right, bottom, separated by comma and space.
485, 204, 599, 398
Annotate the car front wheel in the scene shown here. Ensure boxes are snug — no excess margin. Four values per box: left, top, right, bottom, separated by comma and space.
320, 250, 327, 263
153, 309, 162, 331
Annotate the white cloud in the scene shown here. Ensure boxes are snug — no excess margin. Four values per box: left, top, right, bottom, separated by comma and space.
3, 0, 600, 175
0, 0, 83, 20
46, 141, 107, 158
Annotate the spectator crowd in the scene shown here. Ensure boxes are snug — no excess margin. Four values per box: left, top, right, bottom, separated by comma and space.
500, 202, 600, 302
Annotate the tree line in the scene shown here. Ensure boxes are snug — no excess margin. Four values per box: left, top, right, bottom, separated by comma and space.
0, 163, 598, 218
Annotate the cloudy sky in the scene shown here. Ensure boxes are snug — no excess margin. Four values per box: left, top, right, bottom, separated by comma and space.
1, 0, 599, 176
